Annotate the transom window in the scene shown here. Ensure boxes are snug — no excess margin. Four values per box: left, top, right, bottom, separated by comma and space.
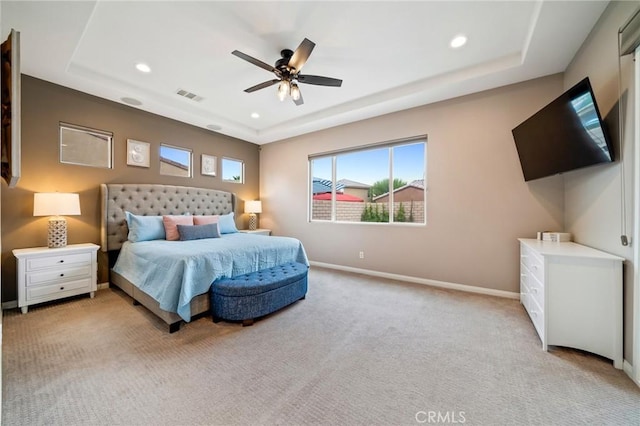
309, 137, 427, 224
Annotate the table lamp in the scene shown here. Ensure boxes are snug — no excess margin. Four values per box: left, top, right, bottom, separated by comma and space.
245, 200, 262, 231
33, 192, 81, 248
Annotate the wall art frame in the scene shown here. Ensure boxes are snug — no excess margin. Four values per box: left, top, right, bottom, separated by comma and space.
201, 154, 217, 177
127, 139, 150, 168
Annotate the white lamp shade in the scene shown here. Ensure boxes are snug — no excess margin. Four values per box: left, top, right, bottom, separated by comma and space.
245, 200, 262, 214
33, 193, 81, 217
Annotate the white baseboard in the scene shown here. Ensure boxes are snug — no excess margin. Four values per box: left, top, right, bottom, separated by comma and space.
309, 261, 520, 299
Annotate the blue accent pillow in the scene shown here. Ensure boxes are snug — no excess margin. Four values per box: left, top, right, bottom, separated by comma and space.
218, 212, 238, 234
125, 212, 166, 242
177, 223, 221, 241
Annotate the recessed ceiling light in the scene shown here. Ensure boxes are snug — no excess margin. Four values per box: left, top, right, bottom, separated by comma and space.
450, 35, 467, 49
135, 62, 151, 73
121, 97, 142, 106
251, 112, 260, 119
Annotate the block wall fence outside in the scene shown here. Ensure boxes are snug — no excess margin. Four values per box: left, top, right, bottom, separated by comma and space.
312, 200, 425, 223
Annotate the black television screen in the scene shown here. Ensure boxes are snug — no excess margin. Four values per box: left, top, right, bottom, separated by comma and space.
512, 77, 613, 182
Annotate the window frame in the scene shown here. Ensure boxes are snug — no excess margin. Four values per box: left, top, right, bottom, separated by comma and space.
308, 135, 427, 225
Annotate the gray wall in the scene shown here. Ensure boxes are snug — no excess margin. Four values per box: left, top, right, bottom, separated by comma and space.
260, 75, 565, 294
1, 75, 260, 302
563, 1, 638, 365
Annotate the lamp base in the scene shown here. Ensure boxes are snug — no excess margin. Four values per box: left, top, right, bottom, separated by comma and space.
48, 217, 67, 248
248, 213, 258, 231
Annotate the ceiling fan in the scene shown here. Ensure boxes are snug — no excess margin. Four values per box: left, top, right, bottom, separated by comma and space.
232, 38, 342, 106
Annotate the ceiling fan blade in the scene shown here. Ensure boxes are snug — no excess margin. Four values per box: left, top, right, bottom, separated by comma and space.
232, 50, 277, 73
293, 91, 304, 106
297, 74, 342, 87
288, 38, 315, 72
244, 79, 280, 93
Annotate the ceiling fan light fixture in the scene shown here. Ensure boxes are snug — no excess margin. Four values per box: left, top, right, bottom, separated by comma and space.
290, 82, 301, 101
277, 80, 290, 101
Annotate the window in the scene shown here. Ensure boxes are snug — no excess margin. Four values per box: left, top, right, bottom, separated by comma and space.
59, 123, 113, 169
222, 157, 244, 183
160, 144, 192, 177
309, 137, 426, 224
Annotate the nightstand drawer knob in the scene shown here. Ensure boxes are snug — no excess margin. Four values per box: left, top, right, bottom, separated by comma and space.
59, 286, 65, 291
59, 260, 64, 263
60, 273, 64, 277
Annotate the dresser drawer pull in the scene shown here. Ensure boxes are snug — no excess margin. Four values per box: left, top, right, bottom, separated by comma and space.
531, 288, 538, 294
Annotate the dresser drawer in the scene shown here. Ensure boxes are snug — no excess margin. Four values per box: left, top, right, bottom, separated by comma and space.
26, 252, 91, 271
527, 297, 545, 342
520, 262, 530, 302
27, 278, 92, 300
528, 273, 545, 311
522, 245, 544, 284
26, 265, 92, 286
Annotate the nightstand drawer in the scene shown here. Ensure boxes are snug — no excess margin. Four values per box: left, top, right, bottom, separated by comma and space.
26, 265, 92, 286
26, 252, 91, 271
27, 278, 92, 300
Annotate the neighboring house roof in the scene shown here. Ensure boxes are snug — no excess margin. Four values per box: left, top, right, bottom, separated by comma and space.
336, 179, 371, 189
372, 179, 425, 201
313, 193, 364, 202
312, 177, 345, 194
159, 156, 189, 170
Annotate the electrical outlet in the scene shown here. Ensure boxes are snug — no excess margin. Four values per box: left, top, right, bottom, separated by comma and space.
359, 251, 364, 259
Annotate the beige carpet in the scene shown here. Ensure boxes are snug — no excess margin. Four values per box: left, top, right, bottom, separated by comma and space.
2, 267, 639, 426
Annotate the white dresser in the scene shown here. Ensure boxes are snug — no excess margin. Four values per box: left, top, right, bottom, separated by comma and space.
13, 243, 99, 314
518, 238, 623, 369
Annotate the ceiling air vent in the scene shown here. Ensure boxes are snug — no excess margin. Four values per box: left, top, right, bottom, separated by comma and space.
176, 88, 204, 102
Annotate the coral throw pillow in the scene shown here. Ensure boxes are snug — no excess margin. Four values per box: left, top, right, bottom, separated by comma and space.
163, 215, 194, 241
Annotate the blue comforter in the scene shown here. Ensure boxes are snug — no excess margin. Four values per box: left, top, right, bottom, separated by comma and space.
112, 233, 309, 321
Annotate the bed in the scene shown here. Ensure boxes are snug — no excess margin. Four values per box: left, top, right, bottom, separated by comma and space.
100, 183, 308, 332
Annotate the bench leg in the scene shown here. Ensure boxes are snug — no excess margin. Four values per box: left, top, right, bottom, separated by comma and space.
169, 322, 181, 333
242, 319, 254, 327
300, 295, 306, 300
212, 315, 222, 323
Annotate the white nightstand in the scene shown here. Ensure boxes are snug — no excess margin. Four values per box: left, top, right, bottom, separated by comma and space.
239, 229, 271, 236
13, 243, 99, 314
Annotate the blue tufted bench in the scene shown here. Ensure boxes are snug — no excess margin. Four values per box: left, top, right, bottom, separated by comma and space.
211, 262, 308, 326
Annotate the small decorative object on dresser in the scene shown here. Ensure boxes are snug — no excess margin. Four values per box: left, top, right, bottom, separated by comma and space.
239, 229, 271, 236
518, 238, 623, 369
13, 243, 99, 314
244, 200, 262, 230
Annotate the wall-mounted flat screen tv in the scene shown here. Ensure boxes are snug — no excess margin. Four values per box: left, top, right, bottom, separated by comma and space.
512, 77, 613, 182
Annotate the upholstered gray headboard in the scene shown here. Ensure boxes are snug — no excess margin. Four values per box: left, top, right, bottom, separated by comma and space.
100, 183, 236, 252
